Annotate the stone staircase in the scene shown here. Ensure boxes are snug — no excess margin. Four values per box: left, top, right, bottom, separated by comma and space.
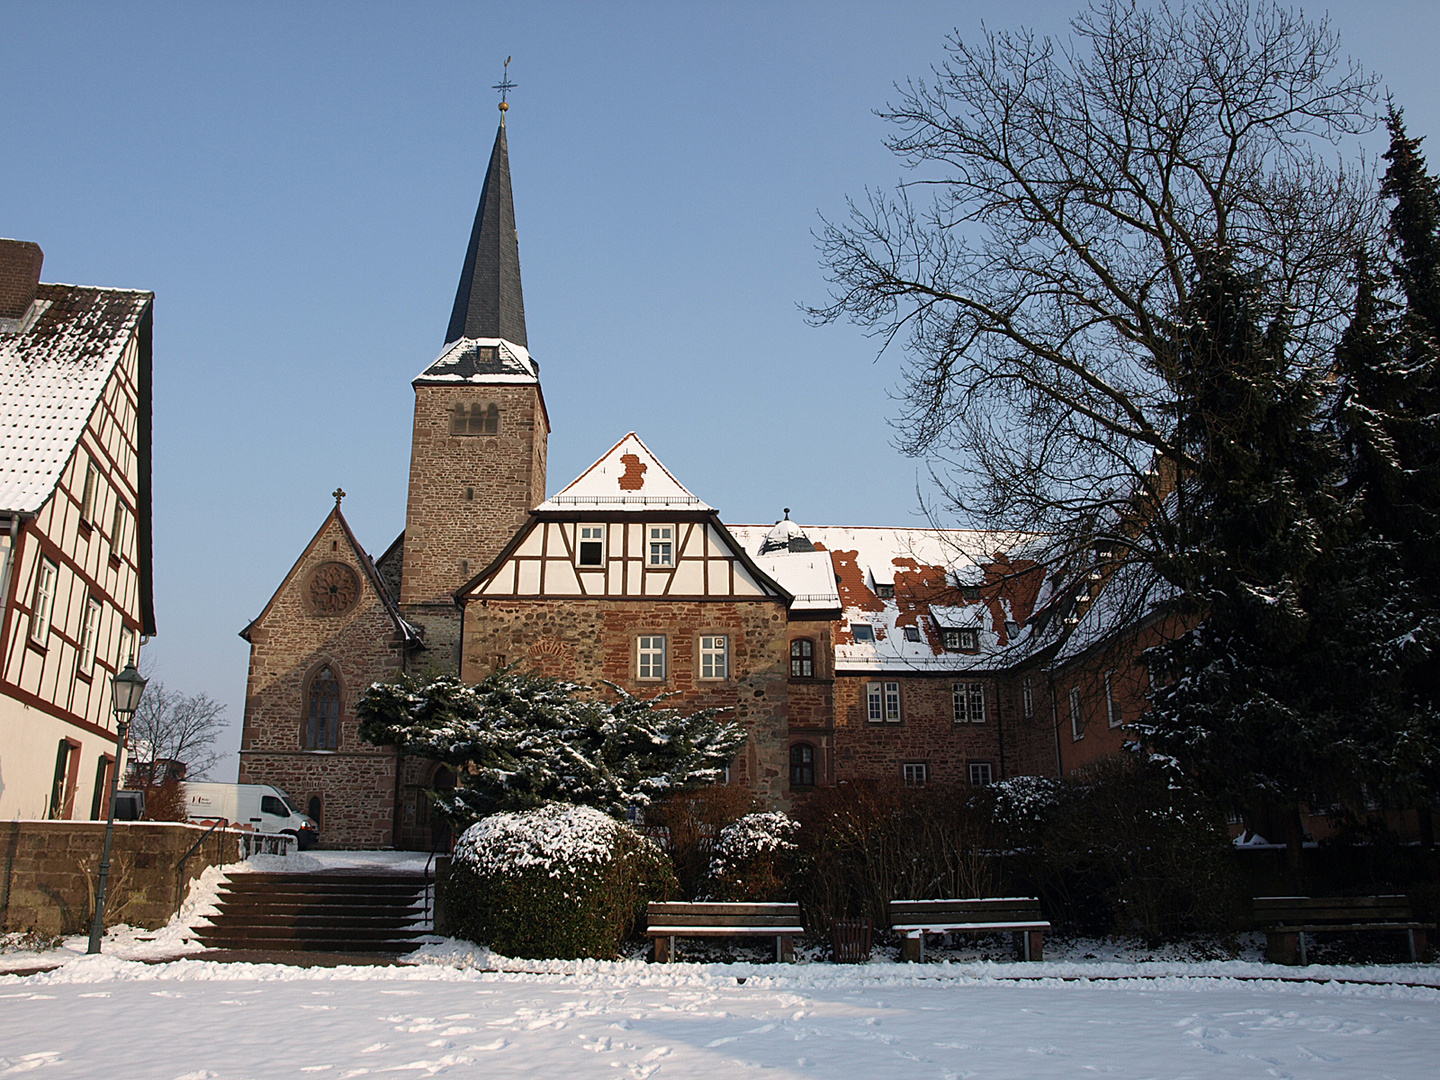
192, 871, 432, 954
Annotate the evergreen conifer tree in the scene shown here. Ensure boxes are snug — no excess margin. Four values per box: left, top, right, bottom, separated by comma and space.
1139, 250, 1341, 882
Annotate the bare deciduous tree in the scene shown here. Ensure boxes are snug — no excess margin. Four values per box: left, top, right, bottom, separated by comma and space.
128, 681, 228, 781
811, 0, 1380, 597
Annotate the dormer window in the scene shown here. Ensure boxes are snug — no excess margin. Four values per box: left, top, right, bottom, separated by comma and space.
578, 525, 605, 566
960, 585, 981, 602
903, 625, 921, 642
943, 628, 979, 651
875, 584, 894, 600
851, 623, 875, 642
451, 402, 499, 435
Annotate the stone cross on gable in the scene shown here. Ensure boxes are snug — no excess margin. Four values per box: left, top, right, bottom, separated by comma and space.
333, 487, 346, 505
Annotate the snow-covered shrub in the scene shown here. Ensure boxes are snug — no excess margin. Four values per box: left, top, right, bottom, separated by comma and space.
443, 803, 675, 959
705, 811, 799, 901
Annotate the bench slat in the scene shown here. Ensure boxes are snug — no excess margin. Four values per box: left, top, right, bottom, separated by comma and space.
892, 921, 1051, 935
648, 902, 799, 916
646, 917, 801, 928
646, 925, 805, 936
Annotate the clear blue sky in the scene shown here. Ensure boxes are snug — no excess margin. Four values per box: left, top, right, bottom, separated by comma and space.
4, 1, 1437, 780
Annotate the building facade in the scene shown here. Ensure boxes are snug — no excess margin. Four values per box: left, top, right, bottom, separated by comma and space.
238, 115, 1142, 848
0, 239, 156, 822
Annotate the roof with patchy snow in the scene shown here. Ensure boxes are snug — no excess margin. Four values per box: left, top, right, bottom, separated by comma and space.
538, 432, 712, 511
0, 283, 152, 513
414, 336, 538, 386
728, 523, 1048, 672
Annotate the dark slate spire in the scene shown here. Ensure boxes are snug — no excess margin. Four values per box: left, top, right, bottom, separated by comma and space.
446, 121, 527, 347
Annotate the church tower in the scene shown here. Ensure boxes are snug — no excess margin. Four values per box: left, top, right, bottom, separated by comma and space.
399, 114, 549, 666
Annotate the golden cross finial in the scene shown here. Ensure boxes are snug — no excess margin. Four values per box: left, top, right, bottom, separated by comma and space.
493, 56, 515, 124
333, 487, 346, 505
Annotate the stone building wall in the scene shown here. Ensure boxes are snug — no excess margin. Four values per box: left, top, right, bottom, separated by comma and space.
830, 672, 1006, 788
461, 597, 793, 806
238, 513, 406, 848
0, 821, 244, 934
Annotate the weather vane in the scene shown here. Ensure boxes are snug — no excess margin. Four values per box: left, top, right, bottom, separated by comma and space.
493, 56, 516, 122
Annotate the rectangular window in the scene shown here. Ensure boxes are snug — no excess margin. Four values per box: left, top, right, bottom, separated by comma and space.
117, 626, 136, 668
637, 635, 666, 680
790, 638, 814, 678
903, 762, 927, 787
578, 525, 605, 567
31, 559, 57, 644
90, 755, 112, 819
851, 623, 875, 642
78, 596, 101, 674
952, 681, 985, 723
50, 740, 72, 819
648, 526, 673, 566
903, 625, 921, 642
1105, 670, 1122, 727
80, 458, 97, 522
111, 500, 127, 555
699, 635, 728, 680
867, 681, 901, 723
943, 627, 979, 651
1070, 687, 1085, 740
875, 584, 895, 600
1022, 676, 1034, 718
969, 761, 994, 786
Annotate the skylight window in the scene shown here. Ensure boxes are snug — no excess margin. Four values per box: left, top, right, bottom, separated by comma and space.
851, 623, 875, 642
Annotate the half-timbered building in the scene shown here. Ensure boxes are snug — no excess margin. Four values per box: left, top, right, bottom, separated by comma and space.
0, 238, 156, 821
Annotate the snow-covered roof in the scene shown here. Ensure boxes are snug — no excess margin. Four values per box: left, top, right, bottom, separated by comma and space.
0, 283, 152, 513
1048, 559, 1178, 666
538, 432, 711, 511
728, 523, 1048, 672
413, 336, 537, 386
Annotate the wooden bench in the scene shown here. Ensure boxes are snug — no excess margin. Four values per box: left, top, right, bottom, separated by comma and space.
1253, 895, 1434, 965
646, 902, 803, 963
890, 897, 1050, 962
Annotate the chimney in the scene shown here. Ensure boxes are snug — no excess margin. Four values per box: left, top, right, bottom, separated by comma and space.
0, 240, 44, 321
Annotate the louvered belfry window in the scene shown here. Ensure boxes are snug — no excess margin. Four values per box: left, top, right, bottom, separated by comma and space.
306, 666, 341, 750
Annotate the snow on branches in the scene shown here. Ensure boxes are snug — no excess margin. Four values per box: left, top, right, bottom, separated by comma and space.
356, 669, 747, 824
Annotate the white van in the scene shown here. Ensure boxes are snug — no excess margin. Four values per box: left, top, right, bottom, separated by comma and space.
186, 782, 319, 849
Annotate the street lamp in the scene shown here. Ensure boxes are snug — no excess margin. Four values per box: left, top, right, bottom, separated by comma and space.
87, 658, 148, 954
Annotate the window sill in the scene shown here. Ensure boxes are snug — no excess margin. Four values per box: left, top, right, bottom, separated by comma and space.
76, 668, 93, 684
25, 636, 47, 655
78, 520, 93, 541
109, 553, 122, 571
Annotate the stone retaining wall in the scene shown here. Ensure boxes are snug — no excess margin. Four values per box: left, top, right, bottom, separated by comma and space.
0, 820, 246, 935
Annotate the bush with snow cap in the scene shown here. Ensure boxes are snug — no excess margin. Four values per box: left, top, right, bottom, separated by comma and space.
706, 811, 799, 902
444, 802, 674, 959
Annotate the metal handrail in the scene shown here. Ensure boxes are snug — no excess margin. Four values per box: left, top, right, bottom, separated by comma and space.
174, 818, 229, 914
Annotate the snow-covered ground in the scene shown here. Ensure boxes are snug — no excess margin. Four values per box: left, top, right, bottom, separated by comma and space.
3, 949, 1439, 1078
3, 854, 1438, 1077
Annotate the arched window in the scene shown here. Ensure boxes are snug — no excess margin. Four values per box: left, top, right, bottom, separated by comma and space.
305, 665, 341, 750
789, 742, 815, 788
307, 795, 323, 829
790, 638, 814, 678
450, 401, 499, 435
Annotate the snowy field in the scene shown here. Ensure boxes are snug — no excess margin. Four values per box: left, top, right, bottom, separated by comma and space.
4, 856, 1438, 1077
3, 951, 1440, 1079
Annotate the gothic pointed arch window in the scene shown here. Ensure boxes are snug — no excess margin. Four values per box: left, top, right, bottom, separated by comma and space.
304, 665, 341, 750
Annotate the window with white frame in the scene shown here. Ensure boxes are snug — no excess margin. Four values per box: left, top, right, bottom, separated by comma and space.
111, 500, 127, 556
80, 458, 98, 522
578, 525, 605, 567
1105, 670, 1122, 727
1022, 676, 1034, 718
78, 597, 101, 674
952, 681, 985, 723
648, 526, 673, 566
942, 627, 979, 651
867, 681, 901, 723
117, 625, 136, 668
637, 635, 666, 680
31, 559, 57, 644
1069, 687, 1085, 740
902, 762, 927, 787
969, 761, 994, 786
699, 635, 728, 680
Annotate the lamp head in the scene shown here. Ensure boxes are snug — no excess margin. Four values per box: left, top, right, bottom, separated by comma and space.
111, 658, 147, 720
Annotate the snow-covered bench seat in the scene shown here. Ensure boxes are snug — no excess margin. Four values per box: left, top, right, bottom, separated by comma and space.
1252, 895, 1433, 965
646, 901, 803, 963
889, 897, 1050, 962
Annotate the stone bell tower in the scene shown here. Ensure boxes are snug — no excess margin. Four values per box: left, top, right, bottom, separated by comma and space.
399, 111, 549, 667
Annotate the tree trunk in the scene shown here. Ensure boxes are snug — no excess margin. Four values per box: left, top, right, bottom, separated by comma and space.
1280, 804, 1307, 893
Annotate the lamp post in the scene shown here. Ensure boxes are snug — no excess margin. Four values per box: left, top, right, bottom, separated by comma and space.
87, 658, 148, 955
